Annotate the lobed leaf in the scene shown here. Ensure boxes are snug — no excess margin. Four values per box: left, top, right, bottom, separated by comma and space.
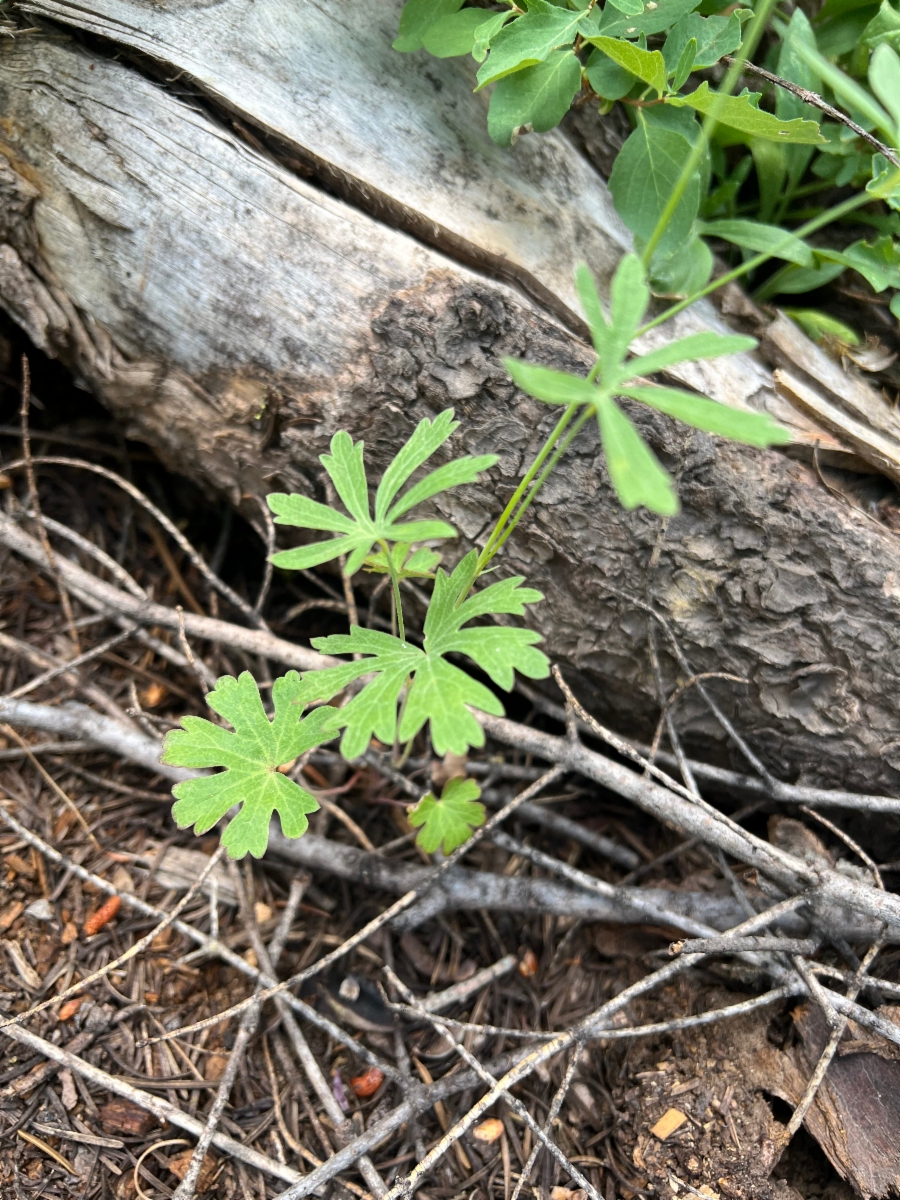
488, 50, 583, 144
621, 384, 792, 446
161, 672, 336, 859
476, 2, 592, 87
589, 37, 668, 96
669, 84, 825, 143
408, 776, 486, 855
596, 399, 679, 515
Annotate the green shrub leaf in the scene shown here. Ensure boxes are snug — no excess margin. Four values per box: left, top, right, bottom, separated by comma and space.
306, 552, 548, 757
408, 777, 486, 854
476, 1, 593, 87
590, 37, 668, 95
268, 411, 497, 575
488, 50, 583, 144
669, 84, 824, 143
663, 12, 743, 71
422, 8, 488, 57
594, 0, 706, 41
161, 673, 336, 859
394, 0, 465, 52
609, 116, 701, 254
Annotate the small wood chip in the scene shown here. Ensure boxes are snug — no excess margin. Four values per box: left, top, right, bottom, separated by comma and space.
1, 939, 41, 989
58, 998, 84, 1021
650, 1108, 688, 1140
83, 895, 121, 937
98, 1098, 157, 1137
0, 900, 24, 933
472, 1118, 504, 1144
167, 1147, 217, 1193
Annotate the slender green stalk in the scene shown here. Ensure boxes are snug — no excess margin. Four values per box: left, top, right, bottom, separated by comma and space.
475, 403, 579, 575
483, 409, 594, 565
636, 190, 871, 338
640, 0, 781, 266
380, 538, 406, 643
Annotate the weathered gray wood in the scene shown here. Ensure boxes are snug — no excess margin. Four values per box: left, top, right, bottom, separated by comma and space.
4, 37, 900, 796
17, 0, 796, 420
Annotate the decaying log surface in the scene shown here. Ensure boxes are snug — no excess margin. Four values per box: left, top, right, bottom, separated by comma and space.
3, 27, 900, 795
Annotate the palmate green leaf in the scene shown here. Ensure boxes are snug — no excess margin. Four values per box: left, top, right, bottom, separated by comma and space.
408, 776, 486, 854
268, 410, 497, 576
590, 37, 668, 95
668, 84, 824, 143
475, 1, 593, 87
305, 552, 548, 757
488, 50, 583, 145
698, 219, 816, 266
621, 385, 792, 447
161, 673, 336, 859
394, 0, 464, 52
504, 258, 787, 515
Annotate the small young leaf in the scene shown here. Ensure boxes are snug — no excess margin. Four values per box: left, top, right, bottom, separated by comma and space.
422, 8, 489, 57
306, 552, 548, 757
868, 153, 900, 212
487, 50, 583, 145
783, 309, 861, 345
608, 114, 702, 255
268, 411, 496, 576
394, 0, 465, 52
408, 777, 486, 854
161, 673, 336, 859
621, 384, 792, 446
671, 37, 697, 91
473, 11, 514, 61
668, 84, 824, 143
475, 2, 593, 87
596, 399, 679, 515
589, 36, 668, 95
698, 219, 816, 266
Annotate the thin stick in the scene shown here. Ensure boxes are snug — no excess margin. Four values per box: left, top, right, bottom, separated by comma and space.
18, 360, 80, 653
1, 456, 268, 628
0, 1021, 305, 1185
799, 805, 883, 890
510, 1054, 578, 1200
3, 628, 132, 701
722, 55, 900, 167
674, 936, 819, 956
0, 723, 102, 853
383, 967, 602, 1200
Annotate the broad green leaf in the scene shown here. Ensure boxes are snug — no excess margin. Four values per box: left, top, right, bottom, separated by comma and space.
862, 1, 900, 48
698, 219, 815, 266
647, 232, 713, 296
776, 10, 819, 193
606, 0, 646, 14
473, 11, 515, 60
621, 384, 791, 446
268, 411, 496, 576
475, 2, 592, 87
663, 12, 743, 72
870, 43, 900, 135
161, 673, 335, 859
669, 84, 824, 143
487, 50, 583, 144
596, 399, 678, 515
608, 114, 701, 255
306, 552, 548, 757
584, 48, 638, 99
807, 235, 900, 292
503, 361, 599, 405
783, 308, 861, 345
574, 262, 613, 359
408, 777, 486, 854
593, 0, 703, 40
394, 0, 464, 52
590, 36, 668, 95
423, 8, 488, 56
626, 331, 758, 378
783, 34, 895, 140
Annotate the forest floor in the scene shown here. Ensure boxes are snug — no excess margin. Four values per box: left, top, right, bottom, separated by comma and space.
0, 316, 883, 1200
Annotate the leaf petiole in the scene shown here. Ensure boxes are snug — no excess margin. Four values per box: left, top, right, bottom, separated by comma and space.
380, 538, 406, 643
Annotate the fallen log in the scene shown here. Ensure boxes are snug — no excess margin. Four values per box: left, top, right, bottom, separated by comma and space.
3, 12, 900, 794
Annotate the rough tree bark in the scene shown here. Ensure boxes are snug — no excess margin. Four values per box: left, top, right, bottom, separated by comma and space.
3, 6, 900, 795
